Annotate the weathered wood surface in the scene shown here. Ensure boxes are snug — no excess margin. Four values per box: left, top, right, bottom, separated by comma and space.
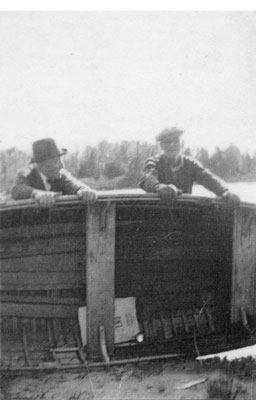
0, 235, 86, 259
0, 302, 78, 318
0, 295, 81, 305
1, 191, 256, 211
2, 194, 256, 361
0, 271, 84, 290
116, 245, 219, 260
0, 222, 85, 240
0, 252, 85, 273
115, 205, 233, 335
0, 212, 86, 290
232, 208, 256, 322
86, 203, 115, 359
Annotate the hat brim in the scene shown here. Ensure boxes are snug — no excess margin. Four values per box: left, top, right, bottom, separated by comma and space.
30, 148, 67, 164
159, 133, 183, 143
156, 132, 183, 142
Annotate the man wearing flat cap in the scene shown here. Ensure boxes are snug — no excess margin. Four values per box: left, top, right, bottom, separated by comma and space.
139, 127, 240, 205
11, 138, 97, 207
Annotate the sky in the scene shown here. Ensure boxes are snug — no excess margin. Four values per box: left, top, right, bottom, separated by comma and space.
0, 11, 256, 155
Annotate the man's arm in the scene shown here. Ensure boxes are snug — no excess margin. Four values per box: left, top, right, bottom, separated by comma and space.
60, 170, 97, 203
11, 169, 36, 200
139, 156, 161, 192
188, 157, 228, 196
139, 156, 180, 203
11, 168, 62, 208
188, 157, 240, 205
60, 170, 91, 194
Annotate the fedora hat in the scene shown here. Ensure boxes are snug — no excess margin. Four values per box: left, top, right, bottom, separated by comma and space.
30, 138, 67, 163
156, 127, 184, 142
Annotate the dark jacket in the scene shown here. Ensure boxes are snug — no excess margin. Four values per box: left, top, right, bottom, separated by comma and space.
139, 154, 228, 196
11, 166, 90, 200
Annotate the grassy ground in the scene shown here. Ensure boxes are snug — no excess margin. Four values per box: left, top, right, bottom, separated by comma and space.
1, 359, 254, 400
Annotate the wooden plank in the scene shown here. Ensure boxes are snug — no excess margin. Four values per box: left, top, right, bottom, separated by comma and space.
0, 222, 86, 240
0, 272, 84, 290
231, 208, 256, 322
0, 253, 84, 273
1, 192, 255, 212
0, 302, 78, 318
116, 247, 216, 261
0, 295, 82, 306
0, 235, 86, 259
86, 203, 115, 359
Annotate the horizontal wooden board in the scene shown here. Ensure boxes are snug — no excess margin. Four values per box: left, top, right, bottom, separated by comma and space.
116, 246, 217, 260
116, 226, 215, 240
0, 272, 84, 290
0, 302, 79, 318
115, 257, 218, 271
0, 222, 86, 240
0, 235, 86, 259
116, 234, 216, 251
0, 252, 85, 272
0, 295, 83, 306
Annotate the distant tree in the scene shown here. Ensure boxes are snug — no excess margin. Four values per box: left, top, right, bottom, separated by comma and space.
117, 141, 131, 165
117, 141, 153, 188
0, 147, 28, 193
221, 145, 242, 179
97, 140, 112, 163
0, 152, 7, 187
64, 151, 79, 177
196, 148, 210, 168
103, 161, 125, 179
209, 147, 225, 177
78, 146, 98, 178
240, 153, 252, 176
251, 152, 256, 174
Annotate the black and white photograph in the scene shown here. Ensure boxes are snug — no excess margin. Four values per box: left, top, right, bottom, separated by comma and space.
0, 3, 256, 399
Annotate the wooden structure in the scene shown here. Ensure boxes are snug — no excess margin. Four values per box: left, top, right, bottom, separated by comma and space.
0, 191, 256, 368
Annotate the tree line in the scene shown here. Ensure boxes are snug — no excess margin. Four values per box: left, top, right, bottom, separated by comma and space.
1, 141, 256, 195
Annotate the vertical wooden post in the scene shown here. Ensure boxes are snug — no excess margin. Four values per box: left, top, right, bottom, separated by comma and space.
86, 202, 115, 359
231, 207, 256, 322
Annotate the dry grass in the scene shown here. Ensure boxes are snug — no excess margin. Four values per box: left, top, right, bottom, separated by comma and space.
207, 374, 249, 400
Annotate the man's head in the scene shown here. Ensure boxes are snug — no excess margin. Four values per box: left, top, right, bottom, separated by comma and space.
156, 127, 184, 161
31, 138, 67, 180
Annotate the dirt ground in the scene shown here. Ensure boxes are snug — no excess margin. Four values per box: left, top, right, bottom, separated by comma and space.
0, 360, 254, 400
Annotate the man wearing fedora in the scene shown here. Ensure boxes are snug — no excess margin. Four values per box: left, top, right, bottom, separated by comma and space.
11, 138, 97, 207
139, 127, 240, 205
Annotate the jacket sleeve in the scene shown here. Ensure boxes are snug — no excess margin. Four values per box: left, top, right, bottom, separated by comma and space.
11, 169, 35, 200
139, 156, 161, 192
189, 158, 228, 196
59, 170, 91, 195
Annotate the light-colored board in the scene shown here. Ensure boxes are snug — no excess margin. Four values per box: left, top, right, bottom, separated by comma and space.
86, 203, 115, 359
1, 191, 256, 211
231, 208, 256, 322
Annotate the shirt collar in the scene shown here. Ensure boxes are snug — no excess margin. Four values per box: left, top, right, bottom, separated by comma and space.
38, 170, 51, 191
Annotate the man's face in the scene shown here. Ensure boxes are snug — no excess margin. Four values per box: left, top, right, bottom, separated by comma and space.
38, 156, 63, 179
160, 136, 183, 161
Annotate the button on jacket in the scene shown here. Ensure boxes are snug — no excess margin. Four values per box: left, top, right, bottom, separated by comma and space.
139, 154, 228, 196
11, 166, 90, 200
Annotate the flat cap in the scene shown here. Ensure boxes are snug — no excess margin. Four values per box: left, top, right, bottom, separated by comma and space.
156, 127, 184, 142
